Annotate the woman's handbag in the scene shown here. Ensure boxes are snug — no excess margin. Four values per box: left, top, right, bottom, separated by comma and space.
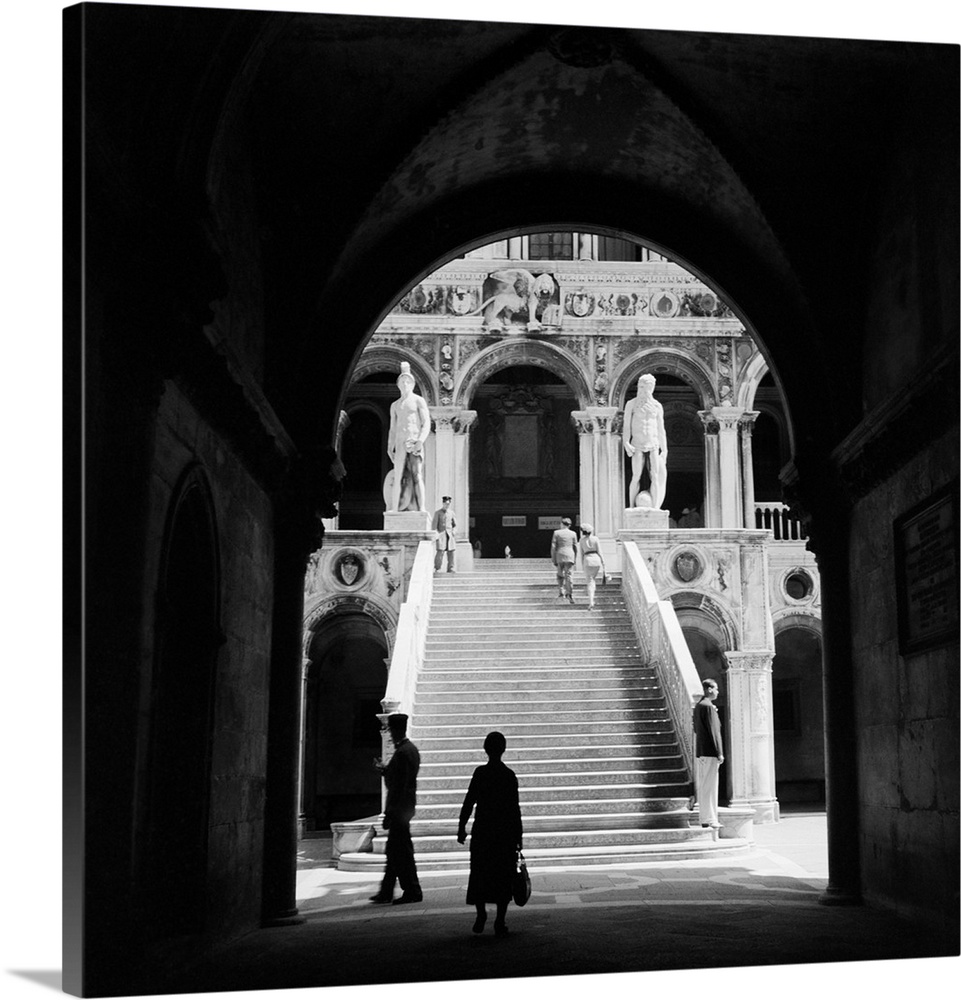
512, 850, 531, 907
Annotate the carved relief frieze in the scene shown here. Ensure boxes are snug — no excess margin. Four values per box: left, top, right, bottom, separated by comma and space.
456, 337, 485, 366
446, 285, 480, 316
565, 287, 597, 318
398, 284, 447, 315
563, 336, 591, 363
716, 340, 734, 405
679, 290, 734, 318
596, 291, 647, 317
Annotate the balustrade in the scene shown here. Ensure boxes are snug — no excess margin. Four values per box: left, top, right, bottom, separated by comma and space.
754, 501, 807, 541
380, 540, 435, 733
620, 541, 702, 775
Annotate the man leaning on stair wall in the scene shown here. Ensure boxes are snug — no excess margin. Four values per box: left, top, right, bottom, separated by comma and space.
692, 680, 724, 830
370, 714, 424, 904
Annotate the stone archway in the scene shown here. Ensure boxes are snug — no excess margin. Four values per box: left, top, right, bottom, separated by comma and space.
301, 607, 390, 830
458, 341, 588, 557
772, 612, 825, 805
455, 338, 593, 409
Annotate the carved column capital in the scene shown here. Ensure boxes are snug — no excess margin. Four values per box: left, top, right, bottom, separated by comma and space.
452, 410, 477, 434
431, 407, 477, 434
723, 650, 775, 673
571, 410, 595, 435
738, 410, 760, 434
698, 409, 719, 434
711, 405, 746, 433
585, 406, 620, 435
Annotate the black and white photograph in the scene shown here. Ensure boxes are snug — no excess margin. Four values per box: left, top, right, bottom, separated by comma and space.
6, 2, 959, 1000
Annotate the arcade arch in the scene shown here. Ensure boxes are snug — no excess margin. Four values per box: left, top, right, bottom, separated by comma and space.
301, 608, 389, 830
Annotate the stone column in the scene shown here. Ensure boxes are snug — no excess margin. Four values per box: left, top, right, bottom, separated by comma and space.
573, 408, 623, 568
713, 406, 745, 528
261, 516, 311, 927
572, 411, 598, 530
576, 233, 596, 260
723, 650, 779, 823
804, 499, 862, 905
698, 410, 721, 528
296, 655, 311, 838
739, 411, 759, 530
508, 236, 524, 258
432, 407, 476, 570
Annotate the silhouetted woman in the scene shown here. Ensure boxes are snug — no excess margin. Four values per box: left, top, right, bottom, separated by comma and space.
456, 731, 523, 936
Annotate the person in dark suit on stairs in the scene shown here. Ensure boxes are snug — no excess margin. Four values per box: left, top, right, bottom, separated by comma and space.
432, 495, 457, 573
550, 516, 578, 603
457, 731, 524, 936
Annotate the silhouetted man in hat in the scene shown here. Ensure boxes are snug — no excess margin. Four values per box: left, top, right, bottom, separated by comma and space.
370, 713, 423, 904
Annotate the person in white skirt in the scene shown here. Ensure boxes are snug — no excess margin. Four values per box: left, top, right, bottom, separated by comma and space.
577, 523, 606, 610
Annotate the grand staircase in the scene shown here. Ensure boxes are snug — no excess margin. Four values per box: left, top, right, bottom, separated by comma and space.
338, 558, 748, 870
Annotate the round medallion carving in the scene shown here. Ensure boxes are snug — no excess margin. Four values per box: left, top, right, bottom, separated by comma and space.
673, 550, 702, 583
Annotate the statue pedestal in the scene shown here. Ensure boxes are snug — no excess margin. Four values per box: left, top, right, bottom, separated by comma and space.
622, 507, 670, 531
383, 510, 431, 532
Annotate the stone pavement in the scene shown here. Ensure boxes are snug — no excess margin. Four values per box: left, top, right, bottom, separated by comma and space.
152, 810, 957, 997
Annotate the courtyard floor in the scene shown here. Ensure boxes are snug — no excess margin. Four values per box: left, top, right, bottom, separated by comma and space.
148, 809, 958, 999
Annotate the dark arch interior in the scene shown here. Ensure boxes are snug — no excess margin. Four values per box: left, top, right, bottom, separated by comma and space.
773, 627, 825, 804
470, 363, 578, 556
304, 613, 388, 829
144, 481, 220, 937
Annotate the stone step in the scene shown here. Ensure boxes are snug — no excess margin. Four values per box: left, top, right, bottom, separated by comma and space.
420, 754, 681, 777
416, 685, 662, 703
421, 747, 682, 765
418, 771, 689, 792
416, 692, 665, 710
414, 731, 678, 751
417, 788, 689, 807
421, 656, 645, 669
336, 837, 753, 873
426, 618, 635, 631
410, 809, 692, 836
411, 716, 677, 747
405, 826, 711, 853
418, 672, 657, 688
425, 638, 640, 653
414, 706, 670, 725
417, 791, 688, 811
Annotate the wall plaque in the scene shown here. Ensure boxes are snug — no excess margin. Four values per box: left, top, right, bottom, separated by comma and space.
894, 483, 959, 655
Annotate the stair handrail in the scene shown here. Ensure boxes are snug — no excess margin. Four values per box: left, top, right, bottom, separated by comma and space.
381, 539, 435, 728
620, 540, 702, 775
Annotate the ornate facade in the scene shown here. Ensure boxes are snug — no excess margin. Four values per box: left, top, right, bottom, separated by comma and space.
303, 236, 824, 827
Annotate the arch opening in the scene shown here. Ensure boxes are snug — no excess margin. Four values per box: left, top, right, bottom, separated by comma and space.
302, 610, 389, 831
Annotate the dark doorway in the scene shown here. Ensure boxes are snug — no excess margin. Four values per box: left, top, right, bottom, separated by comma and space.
303, 612, 388, 828
469, 365, 579, 557
772, 625, 825, 804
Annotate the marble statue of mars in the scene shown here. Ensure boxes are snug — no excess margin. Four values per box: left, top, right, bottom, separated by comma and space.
623, 373, 668, 509
387, 362, 431, 512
